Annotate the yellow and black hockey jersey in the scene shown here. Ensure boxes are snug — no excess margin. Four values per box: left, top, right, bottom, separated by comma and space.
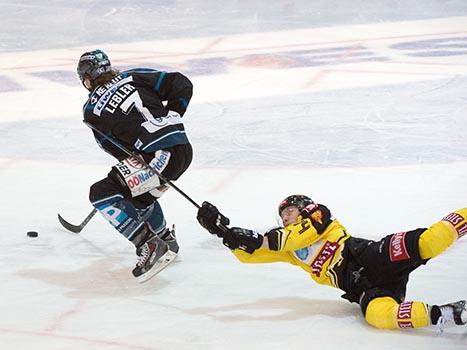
231, 203, 352, 290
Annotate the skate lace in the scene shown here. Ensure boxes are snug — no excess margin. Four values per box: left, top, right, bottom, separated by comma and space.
436, 316, 447, 333
136, 243, 150, 267
436, 305, 455, 333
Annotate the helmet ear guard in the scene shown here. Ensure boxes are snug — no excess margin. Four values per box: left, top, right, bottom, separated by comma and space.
77, 49, 112, 84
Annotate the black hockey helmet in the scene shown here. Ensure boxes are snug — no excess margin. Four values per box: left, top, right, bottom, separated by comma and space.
77, 49, 111, 83
278, 194, 314, 216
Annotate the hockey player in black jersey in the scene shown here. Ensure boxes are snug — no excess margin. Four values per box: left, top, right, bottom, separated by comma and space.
77, 49, 193, 282
197, 196, 467, 332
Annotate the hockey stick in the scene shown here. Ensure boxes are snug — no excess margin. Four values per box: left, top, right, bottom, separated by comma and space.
57, 209, 97, 233
83, 120, 201, 209
58, 121, 201, 233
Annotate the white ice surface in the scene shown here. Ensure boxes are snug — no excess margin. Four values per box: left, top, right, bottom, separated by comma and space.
1, 2, 467, 349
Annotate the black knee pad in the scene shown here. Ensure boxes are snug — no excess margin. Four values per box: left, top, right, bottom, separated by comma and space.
89, 176, 123, 202
131, 193, 157, 209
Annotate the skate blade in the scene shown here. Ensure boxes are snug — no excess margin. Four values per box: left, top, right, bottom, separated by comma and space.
136, 250, 178, 283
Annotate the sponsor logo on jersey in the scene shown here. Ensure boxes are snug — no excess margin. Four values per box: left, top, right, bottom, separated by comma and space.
152, 117, 168, 127
397, 302, 414, 328
311, 209, 323, 224
126, 156, 145, 169
310, 241, 339, 277
151, 150, 171, 172
389, 232, 410, 262
294, 247, 309, 260
134, 139, 143, 150
126, 168, 157, 190
116, 162, 131, 176
300, 203, 318, 217
304, 203, 318, 211
95, 85, 118, 115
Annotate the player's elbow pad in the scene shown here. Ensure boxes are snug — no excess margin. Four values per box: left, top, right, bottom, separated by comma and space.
264, 228, 284, 251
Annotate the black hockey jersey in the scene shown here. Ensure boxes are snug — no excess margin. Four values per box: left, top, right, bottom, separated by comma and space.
83, 68, 193, 160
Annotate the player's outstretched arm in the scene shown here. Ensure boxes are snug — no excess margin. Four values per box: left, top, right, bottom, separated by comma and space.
196, 202, 265, 254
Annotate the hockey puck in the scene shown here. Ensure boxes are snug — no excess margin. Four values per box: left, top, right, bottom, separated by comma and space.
27, 231, 38, 238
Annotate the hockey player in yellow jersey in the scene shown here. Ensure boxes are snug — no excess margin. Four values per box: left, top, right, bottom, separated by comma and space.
196, 195, 467, 331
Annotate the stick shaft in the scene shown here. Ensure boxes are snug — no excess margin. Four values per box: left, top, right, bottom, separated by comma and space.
84, 121, 200, 209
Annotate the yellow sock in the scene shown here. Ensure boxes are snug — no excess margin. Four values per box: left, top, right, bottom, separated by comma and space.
365, 297, 430, 329
419, 208, 467, 260
441, 208, 467, 239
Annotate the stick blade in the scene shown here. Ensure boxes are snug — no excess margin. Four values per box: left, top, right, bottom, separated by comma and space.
57, 213, 84, 233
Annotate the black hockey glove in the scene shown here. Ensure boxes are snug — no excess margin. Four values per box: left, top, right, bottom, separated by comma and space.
222, 227, 263, 254
197, 201, 230, 237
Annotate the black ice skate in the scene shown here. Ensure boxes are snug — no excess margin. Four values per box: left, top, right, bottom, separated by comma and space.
449, 300, 467, 325
432, 300, 467, 332
159, 225, 179, 254
132, 234, 177, 283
